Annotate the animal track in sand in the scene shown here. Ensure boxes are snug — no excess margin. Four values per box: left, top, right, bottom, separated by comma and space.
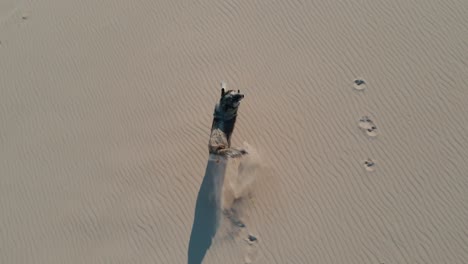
248, 234, 257, 242
243, 234, 259, 264
358, 116, 378, 137
353, 80, 379, 172
353, 78, 366, 91
222, 208, 260, 264
363, 158, 376, 172
221, 142, 263, 263
223, 208, 246, 228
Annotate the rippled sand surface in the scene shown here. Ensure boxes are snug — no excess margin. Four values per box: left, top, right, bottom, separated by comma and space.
1, 0, 467, 263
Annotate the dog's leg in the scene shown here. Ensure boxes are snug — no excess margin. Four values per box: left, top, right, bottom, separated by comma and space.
218, 148, 248, 158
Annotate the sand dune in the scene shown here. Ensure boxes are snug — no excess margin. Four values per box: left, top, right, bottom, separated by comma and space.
1, 0, 468, 263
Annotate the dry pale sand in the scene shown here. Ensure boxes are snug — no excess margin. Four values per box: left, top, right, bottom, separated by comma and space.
1, 0, 468, 263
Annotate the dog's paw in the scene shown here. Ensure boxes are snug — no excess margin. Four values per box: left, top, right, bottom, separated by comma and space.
224, 148, 248, 158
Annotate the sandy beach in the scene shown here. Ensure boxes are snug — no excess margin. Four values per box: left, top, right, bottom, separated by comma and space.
1, 0, 468, 263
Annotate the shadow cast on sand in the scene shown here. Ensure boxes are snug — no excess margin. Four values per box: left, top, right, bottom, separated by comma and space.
188, 155, 227, 264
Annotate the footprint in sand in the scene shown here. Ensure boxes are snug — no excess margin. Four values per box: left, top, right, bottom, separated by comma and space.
222, 209, 260, 263
243, 234, 259, 263
358, 116, 378, 137
223, 208, 246, 228
353, 79, 366, 91
363, 158, 376, 172
247, 234, 258, 244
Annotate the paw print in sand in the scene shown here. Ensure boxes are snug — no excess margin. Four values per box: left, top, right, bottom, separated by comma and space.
363, 158, 376, 172
358, 116, 378, 137
353, 79, 366, 91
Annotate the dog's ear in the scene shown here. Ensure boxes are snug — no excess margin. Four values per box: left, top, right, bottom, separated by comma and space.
221, 88, 225, 97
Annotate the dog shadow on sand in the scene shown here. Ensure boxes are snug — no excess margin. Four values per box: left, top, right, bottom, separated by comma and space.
187, 155, 228, 264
